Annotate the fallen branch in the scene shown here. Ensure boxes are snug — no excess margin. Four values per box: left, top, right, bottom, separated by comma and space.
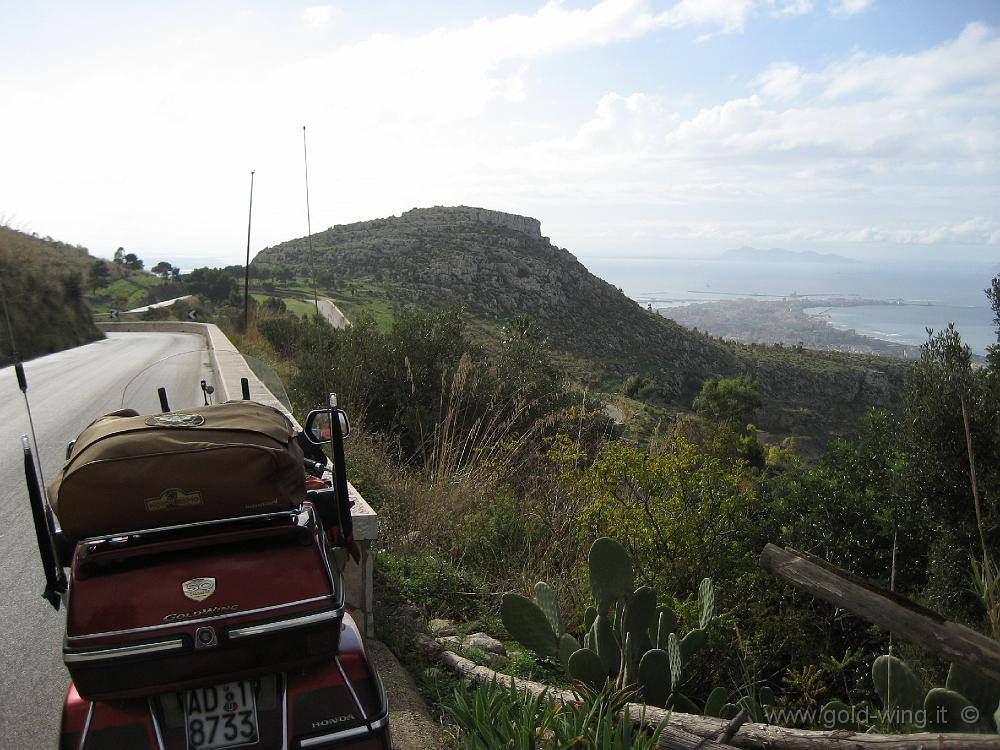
760, 544, 1000, 683
417, 636, 1000, 750
416, 635, 730, 750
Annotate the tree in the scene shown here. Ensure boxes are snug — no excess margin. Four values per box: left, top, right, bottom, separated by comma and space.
123, 253, 144, 271
113, 247, 125, 265
89, 260, 110, 290
151, 261, 174, 280
987, 273, 1000, 369
692, 375, 762, 428
184, 267, 238, 304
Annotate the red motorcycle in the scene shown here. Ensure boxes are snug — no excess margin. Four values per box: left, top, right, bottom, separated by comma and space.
17, 360, 391, 750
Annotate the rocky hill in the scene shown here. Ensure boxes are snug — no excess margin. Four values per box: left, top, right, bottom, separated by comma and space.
254, 206, 907, 434
0, 226, 103, 366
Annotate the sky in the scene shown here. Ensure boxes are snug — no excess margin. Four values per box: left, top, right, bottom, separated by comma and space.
1, 0, 998, 268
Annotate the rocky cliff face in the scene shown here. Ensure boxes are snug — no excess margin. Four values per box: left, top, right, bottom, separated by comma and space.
255, 206, 906, 434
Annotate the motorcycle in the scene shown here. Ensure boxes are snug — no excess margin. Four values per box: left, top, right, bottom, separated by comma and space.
16, 351, 391, 750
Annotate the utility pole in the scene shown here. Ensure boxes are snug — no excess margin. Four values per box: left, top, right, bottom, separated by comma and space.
303, 125, 319, 315
243, 169, 255, 330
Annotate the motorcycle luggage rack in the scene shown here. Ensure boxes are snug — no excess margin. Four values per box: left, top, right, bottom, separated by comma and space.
78, 508, 311, 559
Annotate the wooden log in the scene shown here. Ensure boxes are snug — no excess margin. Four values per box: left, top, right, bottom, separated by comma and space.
418, 636, 1000, 749
639, 705, 1000, 750
760, 544, 1000, 683
415, 636, 731, 750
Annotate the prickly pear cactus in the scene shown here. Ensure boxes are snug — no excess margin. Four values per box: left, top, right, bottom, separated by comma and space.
568, 648, 606, 691
558, 633, 580, 674
679, 627, 707, 660
925, 688, 990, 733
872, 654, 923, 719
698, 577, 715, 629
593, 614, 621, 677
667, 632, 681, 693
584, 606, 598, 631
638, 649, 671, 708
946, 662, 1000, 732
500, 593, 558, 659
621, 632, 636, 688
624, 586, 656, 655
703, 687, 728, 717
650, 606, 676, 649
589, 537, 634, 614
533, 581, 563, 638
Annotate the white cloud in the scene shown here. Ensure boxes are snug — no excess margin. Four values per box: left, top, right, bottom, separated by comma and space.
769, 0, 814, 17
752, 62, 808, 99
302, 5, 339, 28
477, 21, 999, 249
658, 0, 757, 34
0, 2, 995, 265
829, 0, 873, 17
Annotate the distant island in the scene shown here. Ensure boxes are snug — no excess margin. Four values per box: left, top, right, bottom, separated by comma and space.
720, 246, 859, 264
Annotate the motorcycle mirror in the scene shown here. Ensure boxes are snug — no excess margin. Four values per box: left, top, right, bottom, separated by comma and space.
304, 408, 350, 444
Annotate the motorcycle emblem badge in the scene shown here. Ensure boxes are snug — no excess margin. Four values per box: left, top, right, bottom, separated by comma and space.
182, 577, 217, 602
145, 414, 205, 427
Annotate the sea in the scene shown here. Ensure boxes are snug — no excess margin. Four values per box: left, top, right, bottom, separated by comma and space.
581, 257, 998, 356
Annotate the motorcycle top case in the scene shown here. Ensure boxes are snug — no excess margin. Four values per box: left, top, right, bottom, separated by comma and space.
48, 401, 306, 542
64, 503, 345, 701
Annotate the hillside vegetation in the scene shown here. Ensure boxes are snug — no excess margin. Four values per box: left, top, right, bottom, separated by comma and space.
215, 272, 999, 738
254, 206, 906, 436
0, 226, 103, 365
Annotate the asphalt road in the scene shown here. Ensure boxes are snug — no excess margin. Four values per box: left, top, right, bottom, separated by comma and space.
0, 332, 214, 747
316, 296, 349, 329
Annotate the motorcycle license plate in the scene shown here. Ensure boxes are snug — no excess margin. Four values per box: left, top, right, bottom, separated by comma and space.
184, 681, 259, 749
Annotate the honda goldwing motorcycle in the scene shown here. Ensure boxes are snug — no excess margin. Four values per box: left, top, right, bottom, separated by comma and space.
17, 352, 391, 750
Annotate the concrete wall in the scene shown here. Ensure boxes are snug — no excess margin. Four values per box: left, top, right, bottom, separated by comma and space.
98, 321, 378, 636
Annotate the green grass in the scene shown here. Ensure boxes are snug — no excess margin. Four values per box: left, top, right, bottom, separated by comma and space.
89, 271, 164, 312
319, 281, 395, 330
250, 293, 317, 319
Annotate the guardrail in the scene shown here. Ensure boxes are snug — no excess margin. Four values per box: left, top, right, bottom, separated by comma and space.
97, 321, 378, 637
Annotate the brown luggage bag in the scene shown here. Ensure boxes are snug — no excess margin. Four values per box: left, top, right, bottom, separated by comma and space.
49, 401, 306, 542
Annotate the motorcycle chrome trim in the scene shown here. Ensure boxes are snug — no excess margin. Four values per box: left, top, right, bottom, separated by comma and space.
79, 509, 304, 547
299, 711, 389, 748
147, 696, 166, 750
374, 663, 389, 716
334, 656, 367, 721
66, 595, 334, 641
228, 606, 345, 640
63, 637, 185, 663
76, 701, 94, 750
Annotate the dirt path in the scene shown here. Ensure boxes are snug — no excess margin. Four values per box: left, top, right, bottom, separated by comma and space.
368, 640, 448, 749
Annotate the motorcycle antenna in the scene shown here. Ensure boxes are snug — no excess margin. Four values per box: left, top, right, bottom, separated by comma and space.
302, 125, 320, 315
243, 169, 255, 330
0, 270, 47, 491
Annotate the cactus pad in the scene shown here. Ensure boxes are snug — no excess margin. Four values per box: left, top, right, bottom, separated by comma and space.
925, 688, 988, 733
558, 633, 581, 674
680, 627, 707, 659
533, 581, 564, 637
703, 687, 728, 717
637, 649, 671, 708
872, 654, 923, 718
589, 537, 634, 613
698, 578, 715, 629
568, 648, 606, 692
500, 593, 558, 659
